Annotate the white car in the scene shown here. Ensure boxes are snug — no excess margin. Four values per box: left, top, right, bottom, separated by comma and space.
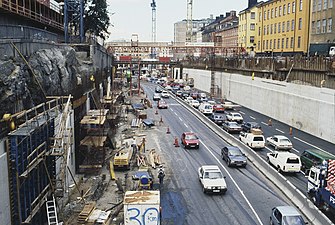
185, 96, 194, 104
266, 135, 293, 150
199, 103, 213, 115
198, 165, 227, 194
190, 100, 200, 108
161, 90, 170, 98
153, 93, 161, 101
226, 112, 243, 123
267, 151, 301, 173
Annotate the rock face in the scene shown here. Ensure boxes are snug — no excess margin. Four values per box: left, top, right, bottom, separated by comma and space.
0, 46, 92, 117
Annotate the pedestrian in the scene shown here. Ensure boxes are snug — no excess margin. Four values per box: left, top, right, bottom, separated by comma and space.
141, 138, 146, 153
131, 137, 137, 154
158, 166, 165, 188
126, 105, 129, 114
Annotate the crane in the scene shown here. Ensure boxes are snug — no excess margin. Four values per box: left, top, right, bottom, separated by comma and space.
186, 0, 193, 43
151, 0, 157, 43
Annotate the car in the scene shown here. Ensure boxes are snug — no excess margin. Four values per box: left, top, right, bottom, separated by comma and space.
155, 86, 163, 93
266, 151, 301, 173
226, 112, 243, 123
157, 100, 168, 109
222, 121, 242, 133
213, 104, 225, 113
239, 129, 265, 149
176, 90, 183, 97
181, 132, 199, 149
221, 146, 247, 167
185, 96, 194, 104
191, 92, 198, 99
190, 100, 200, 108
181, 91, 190, 99
241, 122, 261, 132
199, 103, 213, 115
165, 85, 172, 90
198, 165, 227, 194
270, 206, 307, 225
153, 93, 161, 101
161, 90, 170, 98
209, 113, 225, 125
207, 100, 216, 105
266, 135, 293, 150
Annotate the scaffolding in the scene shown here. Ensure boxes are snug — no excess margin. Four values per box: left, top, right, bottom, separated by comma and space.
7, 98, 69, 225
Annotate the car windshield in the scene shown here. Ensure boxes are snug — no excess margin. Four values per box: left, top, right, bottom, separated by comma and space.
282, 215, 305, 225
280, 138, 291, 143
205, 171, 222, 179
185, 134, 198, 140
229, 149, 242, 156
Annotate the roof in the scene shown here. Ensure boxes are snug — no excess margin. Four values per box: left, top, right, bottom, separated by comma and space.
274, 151, 298, 157
273, 135, 289, 139
304, 149, 335, 159
124, 191, 160, 205
275, 206, 301, 216
201, 165, 220, 171
184, 132, 196, 135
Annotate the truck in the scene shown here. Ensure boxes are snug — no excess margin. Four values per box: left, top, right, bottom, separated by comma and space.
124, 191, 160, 225
266, 151, 301, 173
307, 159, 335, 213
113, 146, 133, 169
239, 129, 265, 149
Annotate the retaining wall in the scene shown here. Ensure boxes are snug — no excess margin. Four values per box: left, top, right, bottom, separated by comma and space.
184, 68, 335, 144
0, 139, 11, 225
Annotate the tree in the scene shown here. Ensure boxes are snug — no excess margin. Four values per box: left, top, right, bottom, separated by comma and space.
84, 0, 110, 40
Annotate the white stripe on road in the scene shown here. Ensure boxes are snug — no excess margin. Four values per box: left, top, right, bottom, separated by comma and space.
250, 116, 256, 120
239, 111, 245, 115
179, 117, 183, 122
184, 123, 189, 128
275, 129, 285, 134
170, 108, 174, 112
174, 112, 178, 116
200, 140, 264, 225
261, 122, 268, 126
291, 148, 299, 153
293, 137, 328, 153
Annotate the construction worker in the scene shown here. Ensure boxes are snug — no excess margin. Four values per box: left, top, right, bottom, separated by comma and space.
158, 165, 165, 188
131, 137, 137, 155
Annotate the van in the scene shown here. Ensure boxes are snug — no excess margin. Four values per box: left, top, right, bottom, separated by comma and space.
267, 151, 301, 173
300, 149, 335, 172
199, 103, 213, 115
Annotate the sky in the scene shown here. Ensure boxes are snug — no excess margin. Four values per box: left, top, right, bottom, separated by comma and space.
106, 0, 247, 42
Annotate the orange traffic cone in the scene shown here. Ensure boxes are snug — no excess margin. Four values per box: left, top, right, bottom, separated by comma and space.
174, 137, 180, 147
166, 126, 170, 134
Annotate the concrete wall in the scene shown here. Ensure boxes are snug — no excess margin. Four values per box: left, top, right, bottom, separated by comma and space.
0, 139, 12, 225
184, 68, 335, 144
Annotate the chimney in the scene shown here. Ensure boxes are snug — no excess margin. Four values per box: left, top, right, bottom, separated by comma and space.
248, 0, 257, 8
226, 12, 231, 17
230, 10, 236, 17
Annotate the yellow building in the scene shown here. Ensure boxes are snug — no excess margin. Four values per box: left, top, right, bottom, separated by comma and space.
238, 1, 261, 54
256, 0, 311, 55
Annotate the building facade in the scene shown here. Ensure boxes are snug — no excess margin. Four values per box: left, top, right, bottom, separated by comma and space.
309, 0, 335, 55
256, 0, 311, 55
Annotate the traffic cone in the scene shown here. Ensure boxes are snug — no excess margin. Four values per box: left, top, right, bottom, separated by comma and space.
289, 127, 293, 135
166, 126, 170, 134
174, 137, 180, 147
268, 119, 272, 126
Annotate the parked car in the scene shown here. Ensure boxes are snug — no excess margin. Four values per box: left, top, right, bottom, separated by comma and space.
185, 96, 194, 104
181, 91, 190, 99
155, 86, 163, 93
199, 103, 213, 115
181, 132, 200, 149
153, 93, 161, 101
267, 151, 301, 173
190, 100, 200, 108
161, 90, 170, 98
213, 104, 225, 113
157, 100, 168, 109
209, 113, 225, 125
266, 135, 292, 150
270, 206, 307, 225
221, 146, 247, 167
198, 165, 227, 194
176, 90, 183, 97
226, 112, 243, 123
241, 122, 261, 132
222, 121, 242, 133
191, 92, 198, 99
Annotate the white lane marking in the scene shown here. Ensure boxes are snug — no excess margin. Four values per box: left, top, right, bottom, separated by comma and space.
291, 148, 299, 153
170, 108, 174, 112
184, 123, 189, 128
261, 122, 268, 126
264, 146, 273, 152
239, 111, 245, 115
293, 137, 328, 153
275, 129, 285, 134
250, 116, 256, 120
174, 112, 178, 116
179, 117, 183, 122
169, 103, 182, 106
200, 140, 264, 225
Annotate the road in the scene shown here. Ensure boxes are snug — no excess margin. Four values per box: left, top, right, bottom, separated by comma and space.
142, 82, 305, 225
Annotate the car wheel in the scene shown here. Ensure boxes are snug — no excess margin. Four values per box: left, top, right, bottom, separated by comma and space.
266, 157, 270, 163
202, 186, 206, 193
270, 217, 274, 225
275, 145, 278, 150
227, 159, 231, 167
277, 166, 282, 173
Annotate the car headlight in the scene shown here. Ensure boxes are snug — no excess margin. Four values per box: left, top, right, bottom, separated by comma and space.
243, 160, 247, 163
231, 160, 235, 163
221, 186, 226, 189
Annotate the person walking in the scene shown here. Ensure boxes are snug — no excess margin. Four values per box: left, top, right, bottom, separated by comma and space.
158, 166, 165, 189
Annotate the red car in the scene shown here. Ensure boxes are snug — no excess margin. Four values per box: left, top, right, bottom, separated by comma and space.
158, 100, 168, 109
213, 104, 225, 113
181, 132, 200, 149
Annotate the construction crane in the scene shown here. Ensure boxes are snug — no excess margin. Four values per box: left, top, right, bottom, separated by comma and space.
186, 0, 193, 43
151, 0, 157, 42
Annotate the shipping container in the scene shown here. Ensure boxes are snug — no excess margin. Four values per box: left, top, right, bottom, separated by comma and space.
124, 191, 160, 225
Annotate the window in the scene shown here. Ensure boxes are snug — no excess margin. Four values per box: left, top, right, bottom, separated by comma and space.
264, 27, 266, 35
287, 21, 290, 31
250, 36, 255, 43
297, 36, 301, 48
330, 0, 333, 8
278, 39, 281, 49
312, 21, 316, 34
328, 18, 333, 33
292, 1, 296, 12
275, 7, 278, 17
278, 23, 281, 33
267, 25, 270, 35
318, 0, 321, 11
292, 19, 295, 31
300, 0, 303, 10
263, 40, 265, 49
283, 5, 286, 15
271, 24, 273, 34
290, 37, 294, 48
270, 40, 272, 49
324, 0, 328, 9
322, 19, 327, 33
251, 12, 256, 19
298, 18, 302, 30
264, 11, 266, 20
274, 23, 277, 33
250, 23, 255, 30
282, 38, 285, 48
286, 38, 289, 48
267, 10, 270, 20
258, 27, 261, 36
279, 6, 282, 16
288, 3, 291, 13
282, 22, 285, 32
258, 41, 260, 50
259, 12, 262, 21
312, 0, 316, 11
271, 9, 274, 18
274, 39, 276, 49
266, 40, 269, 49
316, 20, 321, 33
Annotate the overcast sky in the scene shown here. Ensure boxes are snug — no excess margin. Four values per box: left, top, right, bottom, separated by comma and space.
106, 1, 247, 42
